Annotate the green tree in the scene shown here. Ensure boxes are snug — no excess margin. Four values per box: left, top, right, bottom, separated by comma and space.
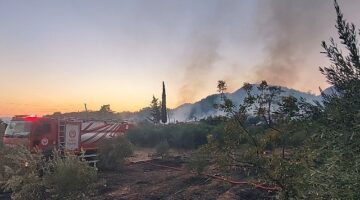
208, 80, 310, 198
254, 81, 282, 126
98, 104, 116, 121
99, 104, 112, 113
277, 96, 299, 119
97, 137, 133, 170
149, 96, 161, 124
161, 81, 167, 123
304, 0, 360, 198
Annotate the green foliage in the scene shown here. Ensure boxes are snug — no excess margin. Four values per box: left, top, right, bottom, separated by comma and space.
260, 153, 310, 199
303, 0, 360, 198
0, 147, 101, 200
186, 147, 210, 175
207, 79, 313, 198
149, 96, 161, 124
1, 146, 47, 200
199, 116, 227, 126
47, 105, 123, 121
155, 140, 169, 159
277, 96, 299, 118
198, 1, 360, 199
97, 136, 134, 170
0, 121, 6, 149
99, 104, 112, 113
44, 151, 101, 200
161, 81, 168, 123
127, 122, 217, 149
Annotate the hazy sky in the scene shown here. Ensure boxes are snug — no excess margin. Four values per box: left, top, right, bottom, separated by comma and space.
1, 0, 360, 116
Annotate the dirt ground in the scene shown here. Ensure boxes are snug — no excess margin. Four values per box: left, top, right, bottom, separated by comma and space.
0, 149, 275, 200
95, 151, 275, 200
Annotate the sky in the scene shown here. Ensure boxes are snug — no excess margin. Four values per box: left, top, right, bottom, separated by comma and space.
0, 0, 360, 117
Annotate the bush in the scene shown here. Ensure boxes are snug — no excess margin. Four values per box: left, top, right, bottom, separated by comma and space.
0, 147, 9, 188
1, 146, 47, 200
127, 122, 218, 149
155, 140, 169, 159
126, 123, 162, 147
0, 147, 102, 200
97, 136, 133, 170
0, 122, 7, 149
186, 148, 210, 175
44, 152, 101, 200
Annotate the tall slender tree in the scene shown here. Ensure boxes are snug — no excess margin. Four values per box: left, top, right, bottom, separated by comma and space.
161, 81, 167, 123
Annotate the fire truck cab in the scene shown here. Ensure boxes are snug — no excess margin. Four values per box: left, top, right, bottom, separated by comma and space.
3, 115, 59, 153
2, 115, 129, 155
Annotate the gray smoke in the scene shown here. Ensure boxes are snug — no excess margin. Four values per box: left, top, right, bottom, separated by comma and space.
178, 0, 360, 103
178, 1, 243, 104
254, 0, 330, 86
179, 31, 220, 104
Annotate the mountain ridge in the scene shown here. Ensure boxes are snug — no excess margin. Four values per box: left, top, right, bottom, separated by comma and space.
169, 84, 330, 122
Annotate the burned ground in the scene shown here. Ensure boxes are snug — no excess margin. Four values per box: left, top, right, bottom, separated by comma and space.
95, 158, 274, 200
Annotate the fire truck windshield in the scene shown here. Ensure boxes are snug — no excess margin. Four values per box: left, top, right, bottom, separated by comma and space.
4, 121, 32, 137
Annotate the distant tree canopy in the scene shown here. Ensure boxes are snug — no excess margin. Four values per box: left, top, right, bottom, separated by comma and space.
47, 104, 122, 121
99, 104, 112, 113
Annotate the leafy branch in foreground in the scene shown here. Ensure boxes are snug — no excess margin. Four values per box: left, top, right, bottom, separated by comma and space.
197, 1, 360, 199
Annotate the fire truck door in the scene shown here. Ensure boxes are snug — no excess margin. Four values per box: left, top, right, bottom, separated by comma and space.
64, 123, 81, 151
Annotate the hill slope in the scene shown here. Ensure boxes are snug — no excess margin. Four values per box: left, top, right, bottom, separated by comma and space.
169, 84, 324, 122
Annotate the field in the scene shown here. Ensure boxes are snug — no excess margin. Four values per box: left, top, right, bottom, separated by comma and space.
0, 148, 273, 200
93, 150, 274, 200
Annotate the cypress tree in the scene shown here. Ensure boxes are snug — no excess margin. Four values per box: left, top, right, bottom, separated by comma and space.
161, 81, 167, 123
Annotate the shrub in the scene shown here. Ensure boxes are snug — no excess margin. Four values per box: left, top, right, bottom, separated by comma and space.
155, 140, 169, 159
126, 122, 217, 149
97, 136, 133, 170
186, 147, 210, 175
0, 122, 7, 149
126, 123, 163, 147
0, 147, 102, 200
44, 151, 101, 200
0, 147, 9, 188
5, 173, 47, 200
1, 146, 47, 200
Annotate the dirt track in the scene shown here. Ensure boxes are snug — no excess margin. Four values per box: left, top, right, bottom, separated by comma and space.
95, 159, 274, 200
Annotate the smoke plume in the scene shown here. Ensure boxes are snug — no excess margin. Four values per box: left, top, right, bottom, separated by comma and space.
178, 31, 220, 104
254, 0, 328, 86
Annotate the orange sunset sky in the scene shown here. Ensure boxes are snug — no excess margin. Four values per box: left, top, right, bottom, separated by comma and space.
1, 0, 360, 117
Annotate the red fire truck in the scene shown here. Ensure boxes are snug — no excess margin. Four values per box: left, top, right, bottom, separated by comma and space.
2, 115, 130, 155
